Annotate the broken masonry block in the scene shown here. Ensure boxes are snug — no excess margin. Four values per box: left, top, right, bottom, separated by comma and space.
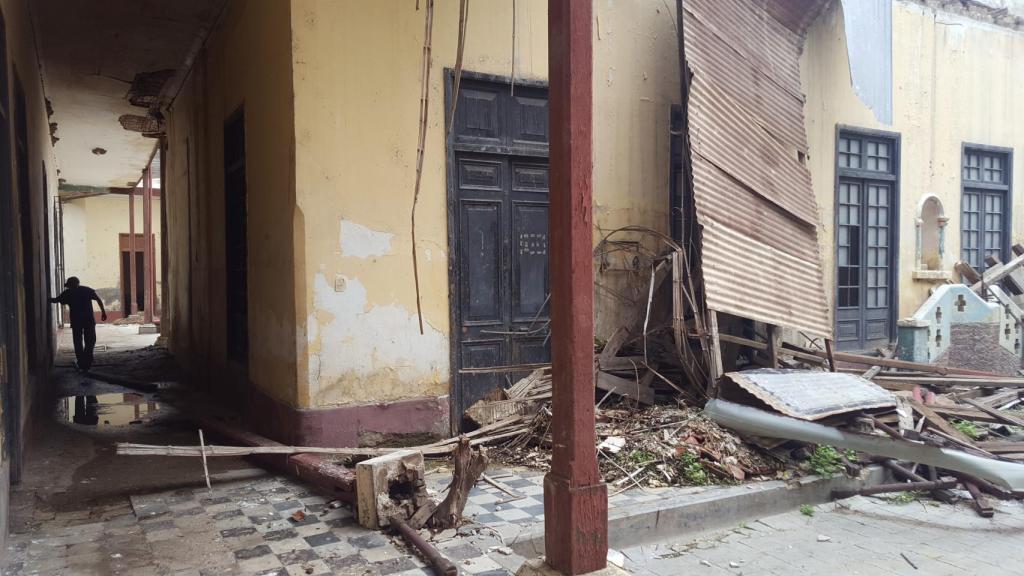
355, 449, 427, 530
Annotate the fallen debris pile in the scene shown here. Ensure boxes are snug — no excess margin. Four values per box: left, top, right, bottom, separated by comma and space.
486, 401, 782, 488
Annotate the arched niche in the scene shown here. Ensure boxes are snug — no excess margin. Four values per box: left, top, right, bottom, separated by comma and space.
915, 194, 948, 274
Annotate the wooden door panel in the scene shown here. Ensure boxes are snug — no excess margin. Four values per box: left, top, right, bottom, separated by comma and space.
459, 200, 503, 324
511, 202, 549, 322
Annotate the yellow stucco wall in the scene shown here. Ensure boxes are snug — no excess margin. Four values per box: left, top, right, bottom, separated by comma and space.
802, 1, 1024, 325
61, 193, 163, 313
290, 1, 678, 410
164, 0, 298, 405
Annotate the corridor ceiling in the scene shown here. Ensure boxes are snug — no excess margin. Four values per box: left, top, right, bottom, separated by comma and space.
31, 0, 219, 189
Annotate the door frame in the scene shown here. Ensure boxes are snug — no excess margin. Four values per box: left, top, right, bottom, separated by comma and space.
444, 69, 549, 435
833, 125, 901, 352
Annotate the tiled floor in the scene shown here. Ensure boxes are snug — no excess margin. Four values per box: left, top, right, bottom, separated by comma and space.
3, 470, 526, 576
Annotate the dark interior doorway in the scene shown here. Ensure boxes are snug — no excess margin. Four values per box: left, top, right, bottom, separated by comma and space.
446, 74, 550, 431
118, 233, 148, 316
224, 108, 249, 370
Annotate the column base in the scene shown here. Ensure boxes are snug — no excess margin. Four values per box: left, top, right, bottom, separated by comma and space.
516, 557, 628, 576
543, 473, 608, 575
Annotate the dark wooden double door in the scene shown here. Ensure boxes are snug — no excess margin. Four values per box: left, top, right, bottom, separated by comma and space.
449, 77, 550, 428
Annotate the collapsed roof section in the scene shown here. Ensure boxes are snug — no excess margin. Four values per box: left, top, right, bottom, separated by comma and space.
681, 0, 832, 337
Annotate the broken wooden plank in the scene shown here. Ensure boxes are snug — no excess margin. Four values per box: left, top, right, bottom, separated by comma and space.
912, 402, 978, 446
596, 371, 655, 405
986, 285, 1024, 325
956, 260, 982, 284
965, 481, 995, 517
459, 362, 551, 374
710, 333, 823, 364
986, 255, 1024, 295
927, 405, 1006, 425
973, 389, 1023, 407
874, 376, 1024, 389
599, 327, 639, 371
965, 398, 1024, 428
975, 442, 1024, 454
971, 251, 1024, 293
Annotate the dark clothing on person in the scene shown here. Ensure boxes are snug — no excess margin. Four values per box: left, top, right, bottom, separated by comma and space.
54, 285, 100, 371
71, 324, 98, 371
54, 285, 100, 328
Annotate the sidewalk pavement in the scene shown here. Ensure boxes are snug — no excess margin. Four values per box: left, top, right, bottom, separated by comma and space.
5, 465, 1024, 575
620, 493, 1024, 576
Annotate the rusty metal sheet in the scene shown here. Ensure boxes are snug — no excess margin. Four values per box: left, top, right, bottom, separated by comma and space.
687, 0, 804, 91
684, 0, 832, 337
700, 216, 831, 336
683, 13, 807, 153
691, 156, 818, 264
689, 74, 815, 226
724, 369, 895, 421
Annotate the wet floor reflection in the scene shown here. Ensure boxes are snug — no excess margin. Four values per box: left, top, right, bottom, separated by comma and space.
62, 393, 159, 426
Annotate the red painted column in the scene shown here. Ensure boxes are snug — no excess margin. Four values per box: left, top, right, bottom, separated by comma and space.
544, 1, 608, 574
128, 186, 136, 316
143, 166, 154, 325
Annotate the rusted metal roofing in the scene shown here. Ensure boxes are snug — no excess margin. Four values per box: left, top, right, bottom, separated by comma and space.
684, 0, 832, 337
723, 369, 895, 420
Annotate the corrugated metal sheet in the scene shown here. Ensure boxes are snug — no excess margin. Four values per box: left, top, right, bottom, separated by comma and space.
689, 75, 815, 226
723, 369, 895, 420
758, 0, 831, 35
684, 0, 832, 337
683, 13, 807, 153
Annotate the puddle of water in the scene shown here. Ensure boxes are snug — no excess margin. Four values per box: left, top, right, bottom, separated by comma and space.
61, 393, 160, 426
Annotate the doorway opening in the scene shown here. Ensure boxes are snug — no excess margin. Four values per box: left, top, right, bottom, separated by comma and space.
119, 233, 149, 317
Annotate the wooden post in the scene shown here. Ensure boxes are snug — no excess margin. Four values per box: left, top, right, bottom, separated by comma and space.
767, 324, 781, 368
128, 186, 136, 316
707, 310, 724, 394
545, 1, 608, 573
143, 165, 154, 325
825, 338, 837, 372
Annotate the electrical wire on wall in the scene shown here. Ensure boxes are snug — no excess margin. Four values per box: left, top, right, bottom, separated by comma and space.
448, 0, 470, 135
411, 0, 435, 335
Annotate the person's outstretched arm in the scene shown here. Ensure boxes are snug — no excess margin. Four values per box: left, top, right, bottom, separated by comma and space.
49, 289, 68, 304
92, 290, 107, 322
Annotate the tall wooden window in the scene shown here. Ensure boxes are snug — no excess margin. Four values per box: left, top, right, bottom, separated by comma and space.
835, 128, 899, 351
961, 146, 1012, 272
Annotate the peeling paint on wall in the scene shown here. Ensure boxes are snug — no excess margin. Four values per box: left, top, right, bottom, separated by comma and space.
339, 219, 394, 259
307, 273, 448, 405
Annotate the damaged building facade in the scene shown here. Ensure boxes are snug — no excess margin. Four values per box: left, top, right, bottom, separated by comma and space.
803, 1, 1024, 355
158, 0, 683, 447
4, 0, 1024, 546
156, 0, 1024, 445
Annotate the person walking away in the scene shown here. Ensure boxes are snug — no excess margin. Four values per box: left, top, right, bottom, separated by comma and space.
50, 276, 106, 371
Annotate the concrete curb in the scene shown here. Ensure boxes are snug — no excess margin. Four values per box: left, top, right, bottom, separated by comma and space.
509, 466, 888, 556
